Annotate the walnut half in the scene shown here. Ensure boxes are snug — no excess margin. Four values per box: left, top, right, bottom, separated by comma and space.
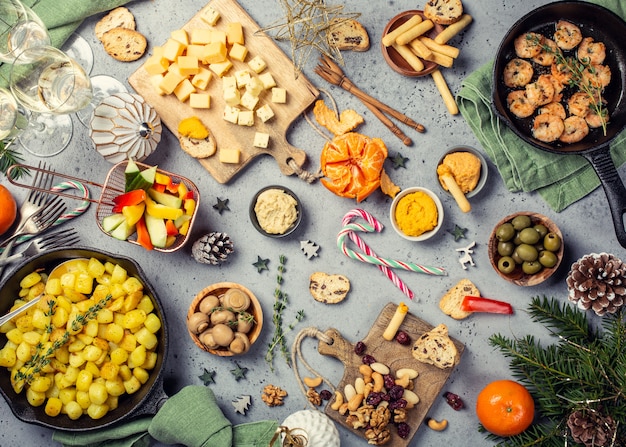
261, 384, 287, 407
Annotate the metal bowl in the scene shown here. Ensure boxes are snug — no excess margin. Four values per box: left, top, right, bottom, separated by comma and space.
0, 247, 168, 431
249, 185, 302, 238
436, 145, 488, 198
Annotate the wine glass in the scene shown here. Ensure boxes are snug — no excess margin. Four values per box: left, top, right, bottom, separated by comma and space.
0, 87, 19, 140
9, 45, 93, 157
0, 0, 50, 64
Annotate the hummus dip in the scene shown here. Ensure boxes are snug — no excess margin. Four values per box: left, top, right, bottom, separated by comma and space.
254, 188, 298, 234
437, 151, 481, 194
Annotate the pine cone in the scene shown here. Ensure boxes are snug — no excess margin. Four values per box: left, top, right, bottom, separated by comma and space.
192, 232, 234, 265
566, 253, 626, 316
567, 409, 616, 447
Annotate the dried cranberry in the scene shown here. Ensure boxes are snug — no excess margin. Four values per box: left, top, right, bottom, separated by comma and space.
444, 391, 465, 410
383, 374, 395, 390
388, 385, 405, 401
354, 341, 367, 356
361, 354, 376, 365
319, 389, 332, 400
381, 393, 390, 402
395, 330, 411, 345
397, 422, 411, 439
388, 398, 407, 410
366, 392, 383, 406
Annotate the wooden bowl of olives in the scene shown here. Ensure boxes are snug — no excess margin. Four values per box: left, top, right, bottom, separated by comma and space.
488, 212, 564, 286
187, 282, 263, 356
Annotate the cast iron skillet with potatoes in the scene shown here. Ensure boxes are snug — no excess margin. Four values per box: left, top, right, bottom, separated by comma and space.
0, 247, 168, 431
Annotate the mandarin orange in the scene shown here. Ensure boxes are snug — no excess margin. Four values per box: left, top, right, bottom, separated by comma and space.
476, 379, 535, 437
0, 184, 17, 236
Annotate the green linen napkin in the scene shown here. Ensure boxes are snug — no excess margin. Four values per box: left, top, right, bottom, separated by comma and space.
456, 0, 626, 212
52, 386, 279, 447
0, 0, 132, 88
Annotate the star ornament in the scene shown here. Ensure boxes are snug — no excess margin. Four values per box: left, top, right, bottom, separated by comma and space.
199, 368, 216, 385
253, 256, 270, 273
230, 362, 249, 381
390, 152, 409, 169
213, 197, 230, 214
448, 225, 468, 241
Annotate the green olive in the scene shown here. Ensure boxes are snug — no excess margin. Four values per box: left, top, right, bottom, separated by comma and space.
538, 250, 558, 268
497, 241, 515, 257
519, 227, 540, 245
543, 233, 562, 252
516, 243, 538, 262
511, 249, 523, 265
496, 223, 515, 242
511, 215, 532, 230
534, 224, 549, 239
513, 232, 523, 245
498, 256, 516, 274
522, 260, 542, 275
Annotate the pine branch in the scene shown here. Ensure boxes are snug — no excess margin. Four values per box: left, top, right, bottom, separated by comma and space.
0, 139, 29, 180
527, 295, 594, 342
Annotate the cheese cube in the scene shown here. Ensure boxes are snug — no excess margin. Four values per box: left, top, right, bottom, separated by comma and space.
247, 55, 267, 73
158, 70, 185, 94
202, 42, 227, 64
162, 38, 186, 61
219, 148, 241, 164
258, 72, 276, 89
143, 54, 169, 75
256, 104, 275, 122
271, 87, 287, 103
191, 67, 212, 90
240, 91, 259, 110
149, 74, 166, 95
185, 44, 205, 59
189, 93, 211, 109
237, 110, 254, 126
170, 29, 189, 46
190, 28, 212, 45
208, 60, 232, 77
200, 6, 220, 25
223, 106, 240, 124
234, 70, 251, 88
173, 79, 195, 102
253, 132, 270, 148
229, 43, 248, 62
223, 86, 240, 106
222, 76, 237, 91
246, 77, 264, 97
209, 30, 227, 46
227, 22, 244, 45
177, 55, 199, 76
152, 46, 164, 59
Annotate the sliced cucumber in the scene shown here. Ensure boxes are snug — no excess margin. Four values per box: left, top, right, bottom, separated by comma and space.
144, 213, 168, 248
148, 188, 183, 209
126, 166, 157, 192
101, 213, 126, 232
124, 159, 141, 192
109, 220, 136, 241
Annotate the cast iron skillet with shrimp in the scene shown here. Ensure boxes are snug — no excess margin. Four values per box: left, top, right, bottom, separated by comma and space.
492, 0, 626, 248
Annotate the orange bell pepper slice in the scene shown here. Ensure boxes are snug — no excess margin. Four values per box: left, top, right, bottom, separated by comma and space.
136, 216, 154, 251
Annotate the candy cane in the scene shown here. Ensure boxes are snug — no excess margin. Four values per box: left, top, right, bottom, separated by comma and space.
341, 209, 415, 299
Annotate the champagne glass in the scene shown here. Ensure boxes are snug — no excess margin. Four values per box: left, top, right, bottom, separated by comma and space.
0, 87, 19, 140
9, 45, 92, 156
0, 0, 50, 64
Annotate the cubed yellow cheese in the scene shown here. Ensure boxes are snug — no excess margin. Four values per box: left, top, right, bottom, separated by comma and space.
189, 93, 211, 109
185, 44, 205, 59
159, 70, 185, 94
190, 28, 212, 45
256, 104, 275, 122
223, 85, 240, 106
271, 87, 287, 103
152, 46, 164, 59
162, 39, 186, 61
209, 60, 232, 77
234, 70, 251, 88
209, 30, 227, 45
149, 74, 166, 95
246, 77, 264, 96
253, 132, 270, 148
202, 42, 227, 64
258, 72, 276, 89
229, 43, 248, 62
170, 29, 189, 46
200, 6, 220, 25
240, 91, 259, 110
191, 67, 212, 90
237, 110, 254, 126
219, 148, 240, 164
226, 22, 244, 45
173, 79, 195, 102
222, 76, 237, 90
177, 55, 199, 76
247, 55, 267, 73
223, 106, 239, 123
143, 54, 169, 75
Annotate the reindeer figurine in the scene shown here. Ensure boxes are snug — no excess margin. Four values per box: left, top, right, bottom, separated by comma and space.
456, 241, 476, 270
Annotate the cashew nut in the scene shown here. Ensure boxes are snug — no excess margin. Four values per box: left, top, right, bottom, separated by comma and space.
330, 391, 344, 410
394, 374, 411, 389
339, 402, 349, 415
427, 418, 448, 431
303, 376, 323, 388
362, 382, 374, 399
347, 393, 364, 411
359, 364, 373, 383
396, 368, 419, 380
371, 371, 384, 393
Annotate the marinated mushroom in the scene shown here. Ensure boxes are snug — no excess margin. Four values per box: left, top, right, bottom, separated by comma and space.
229, 332, 251, 354
199, 329, 219, 350
199, 294, 220, 314
237, 311, 255, 333
221, 288, 251, 312
210, 308, 236, 325
187, 312, 210, 334
212, 323, 235, 347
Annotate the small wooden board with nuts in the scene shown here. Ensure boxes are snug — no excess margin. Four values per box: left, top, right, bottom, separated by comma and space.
318, 302, 464, 446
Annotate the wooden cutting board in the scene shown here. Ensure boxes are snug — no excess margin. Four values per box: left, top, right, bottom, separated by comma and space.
128, 0, 319, 183
318, 302, 465, 447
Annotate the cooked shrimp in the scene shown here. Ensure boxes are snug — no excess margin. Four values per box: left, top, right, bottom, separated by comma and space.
544, 74, 565, 102
551, 62, 574, 85
525, 74, 555, 107
582, 64, 611, 89
539, 102, 566, 119
577, 37, 606, 65
503, 58, 534, 88
532, 113, 565, 143
514, 32, 544, 58
554, 20, 582, 50
585, 109, 608, 128
507, 90, 535, 118
533, 38, 558, 66
568, 92, 591, 117
559, 115, 589, 143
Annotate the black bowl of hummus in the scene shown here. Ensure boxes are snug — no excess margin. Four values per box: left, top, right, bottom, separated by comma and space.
249, 185, 302, 238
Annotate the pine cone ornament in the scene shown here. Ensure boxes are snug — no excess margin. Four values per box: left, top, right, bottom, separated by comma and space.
566, 253, 626, 316
192, 232, 234, 265
567, 409, 616, 447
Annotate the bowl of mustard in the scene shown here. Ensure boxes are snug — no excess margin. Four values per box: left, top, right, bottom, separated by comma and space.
390, 187, 444, 241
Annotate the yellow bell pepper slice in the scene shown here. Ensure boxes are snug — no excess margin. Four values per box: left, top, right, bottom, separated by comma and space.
145, 195, 183, 220
122, 203, 146, 226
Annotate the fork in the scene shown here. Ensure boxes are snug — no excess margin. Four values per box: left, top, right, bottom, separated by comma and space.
0, 228, 80, 266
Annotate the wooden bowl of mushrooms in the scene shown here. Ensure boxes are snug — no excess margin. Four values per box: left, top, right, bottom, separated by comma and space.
187, 282, 263, 356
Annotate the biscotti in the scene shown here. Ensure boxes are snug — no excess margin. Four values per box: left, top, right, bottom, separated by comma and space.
102, 28, 147, 62
438, 278, 479, 320
327, 18, 370, 52
412, 323, 458, 369
95, 7, 136, 41
309, 272, 351, 304
423, 0, 464, 25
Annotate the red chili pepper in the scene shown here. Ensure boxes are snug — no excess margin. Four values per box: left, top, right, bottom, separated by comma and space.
112, 189, 146, 208
461, 296, 513, 314
135, 215, 154, 251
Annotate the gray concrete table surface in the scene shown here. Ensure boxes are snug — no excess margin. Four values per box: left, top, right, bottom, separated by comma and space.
1, 0, 623, 446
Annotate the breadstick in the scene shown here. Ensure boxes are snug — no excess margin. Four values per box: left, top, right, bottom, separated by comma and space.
431, 69, 459, 115
407, 38, 432, 60
392, 43, 424, 72
419, 36, 460, 58
395, 20, 434, 46
437, 165, 471, 212
434, 14, 473, 44
382, 15, 422, 46
422, 50, 454, 68
383, 302, 408, 341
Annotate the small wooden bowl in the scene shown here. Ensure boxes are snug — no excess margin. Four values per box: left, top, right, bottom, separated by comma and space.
488, 212, 564, 286
187, 282, 263, 356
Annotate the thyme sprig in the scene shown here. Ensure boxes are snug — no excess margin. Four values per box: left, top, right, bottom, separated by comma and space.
265, 255, 305, 371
